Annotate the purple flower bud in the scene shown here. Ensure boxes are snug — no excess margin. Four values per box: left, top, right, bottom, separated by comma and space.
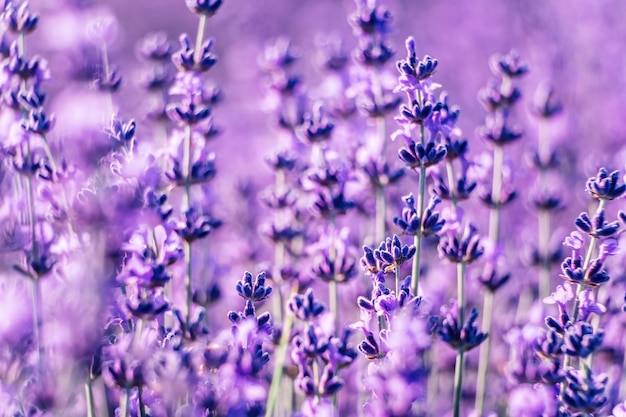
289, 289, 325, 321
532, 82, 562, 118
437, 222, 484, 264
561, 369, 607, 414
560, 255, 584, 284
296, 102, 334, 144
235, 271, 272, 303
185, 0, 222, 17
172, 34, 217, 73
137, 31, 172, 61
478, 113, 522, 146
489, 50, 529, 78
2, 2, 38, 34
586, 167, 626, 200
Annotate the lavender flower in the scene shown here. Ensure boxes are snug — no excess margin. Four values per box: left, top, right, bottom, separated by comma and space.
586, 167, 626, 200
438, 302, 488, 352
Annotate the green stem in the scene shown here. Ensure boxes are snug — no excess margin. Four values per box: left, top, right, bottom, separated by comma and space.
561, 199, 606, 393
473, 144, 503, 414
182, 122, 194, 330
265, 285, 298, 417
194, 15, 207, 66
28, 136, 43, 374
445, 160, 458, 208
411, 90, 428, 296
537, 118, 552, 300
85, 378, 96, 417
31, 277, 43, 374
411, 165, 426, 296
138, 386, 147, 417
272, 242, 285, 324
376, 115, 387, 154
122, 387, 131, 417
328, 214, 339, 335
330, 280, 339, 334
453, 261, 466, 417
18, 32, 26, 57
375, 185, 386, 244
489, 145, 503, 244
373, 106, 387, 244
453, 350, 465, 417
457, 262, 466, 336
184, 240, 193, 330
474, 290, 494, 415
313, 359, 321, 402
538, 208, 552, 300
183, 124, 193, 209
272, 170, 287, 324
570, 199, 606, 323
395, 264, 401, 296
537, 118, 550, 171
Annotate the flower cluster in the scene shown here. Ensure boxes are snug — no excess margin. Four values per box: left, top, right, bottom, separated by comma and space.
1, 1, 626, 417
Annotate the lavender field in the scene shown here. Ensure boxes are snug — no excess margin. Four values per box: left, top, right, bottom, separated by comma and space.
1, 0, 626, 416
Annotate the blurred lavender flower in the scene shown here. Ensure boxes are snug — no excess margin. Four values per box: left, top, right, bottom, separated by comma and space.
438, 302, 488, 351
561, 369, 608, 414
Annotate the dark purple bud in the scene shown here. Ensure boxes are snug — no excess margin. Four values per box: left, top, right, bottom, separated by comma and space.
137, 31, 172, 61
265, 150, 297, 172
585, 168, 626, 201
489, 50, 529, 78
3, 3, 38, 34
561, 369, 607, 414
126, 295, 169, 320
22, 108, 54, 135
563, 322, 603, 358
532, 83, 562, 118
478, 114, 522, 146
289, 289, 325, 321
398, 140, 447, 169
95, 67, 122, 92
296, 103, 334, 144
186, 0, 223, 16
172, 34, 217, 73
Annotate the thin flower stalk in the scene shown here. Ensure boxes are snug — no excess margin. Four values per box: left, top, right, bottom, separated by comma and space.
474, 145, 503, 415
327, 210, 339, 334
453, 261, 466, 417
373, 77, 389, 244
559, 196, 609, 400
272, 169, 287, 323
537, 117, 552, 300
488, 144, 504, 243
475, 51, 527, 415
183, 123, 194, 328
265, 283, 298, 417
412, 162, 426, 296
30, 271, 43, 373
85, 378, 96, 417
375, 183, 386, 244
138, 386, 147, 417
411, 88, 428, 296
445, 160, 458, 208
474, 288, 493, 415
570, 198, 606, 322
